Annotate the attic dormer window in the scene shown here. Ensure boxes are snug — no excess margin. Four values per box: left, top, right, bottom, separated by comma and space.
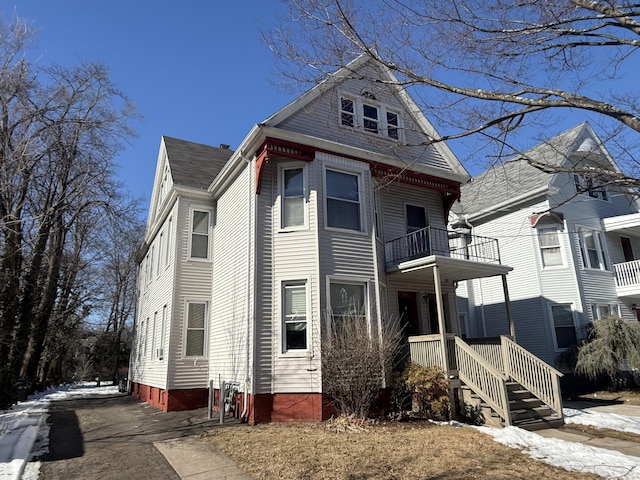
573, 173, 608, 201
339, 93, 404, 141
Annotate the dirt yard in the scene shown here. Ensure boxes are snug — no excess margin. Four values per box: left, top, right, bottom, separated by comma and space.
201, 389, 640, 480
201, 418, 603, 480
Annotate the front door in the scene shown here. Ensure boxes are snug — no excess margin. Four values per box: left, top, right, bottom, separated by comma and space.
398, 291, 420, 336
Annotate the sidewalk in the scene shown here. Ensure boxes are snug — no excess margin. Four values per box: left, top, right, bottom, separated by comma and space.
536, 400, 640, 458
155, 436, 253, 480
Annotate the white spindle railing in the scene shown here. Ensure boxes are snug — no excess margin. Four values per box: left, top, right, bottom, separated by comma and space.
454, 337, 512, 426
501, 336, 563, 417
614, 259, 640, 287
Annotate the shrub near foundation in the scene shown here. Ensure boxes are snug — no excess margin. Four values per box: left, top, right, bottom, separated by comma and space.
404, 363, 450, 420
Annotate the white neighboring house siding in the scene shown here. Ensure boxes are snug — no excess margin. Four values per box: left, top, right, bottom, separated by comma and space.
131, 201, 177, 389
168, 195, 213, 390
255, 159, 322, 395
208, 164, 253, 392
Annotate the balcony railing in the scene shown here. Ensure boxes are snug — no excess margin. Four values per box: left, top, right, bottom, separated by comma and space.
385, 226, 501, 267
614, 259, 640, 288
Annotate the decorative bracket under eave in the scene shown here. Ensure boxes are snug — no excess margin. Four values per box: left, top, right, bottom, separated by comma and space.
255, 137, 315, 194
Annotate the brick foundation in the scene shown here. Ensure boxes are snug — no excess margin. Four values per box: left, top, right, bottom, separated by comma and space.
131, 382, 208, 412
132, 382, 336, 422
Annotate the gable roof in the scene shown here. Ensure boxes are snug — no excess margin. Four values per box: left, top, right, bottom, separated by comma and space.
260, 54, 468, 179
163, 136, 234, 190
453, 122, 610, 219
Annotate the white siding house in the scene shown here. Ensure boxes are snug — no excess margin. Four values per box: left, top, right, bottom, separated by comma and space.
131, 55, 561, 427
453, 122, 640, 372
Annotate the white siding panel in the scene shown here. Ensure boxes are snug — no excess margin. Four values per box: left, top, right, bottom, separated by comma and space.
209, 166, 252, 391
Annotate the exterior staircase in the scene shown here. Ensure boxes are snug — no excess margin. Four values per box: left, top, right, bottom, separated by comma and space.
410, 334, 565, 430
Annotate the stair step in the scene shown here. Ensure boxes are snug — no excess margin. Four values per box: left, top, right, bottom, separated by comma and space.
510, 405, 553, 421
509, 397, 543, 409
512, 415, 564, 431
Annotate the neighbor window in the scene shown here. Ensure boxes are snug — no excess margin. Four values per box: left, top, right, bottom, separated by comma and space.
550, 304, 577, 349
282, 166, 305, 228
591, 303, 621, 321
579, 228, 609, 270
326, 169, 361, 231
340, 98, 355, 127
190, 210, 210, 259
185, 301, 207, 357
573, 173, 608, 201
330, 281, 366, 323
538, 227, 563, 267
283, 281, 308, 352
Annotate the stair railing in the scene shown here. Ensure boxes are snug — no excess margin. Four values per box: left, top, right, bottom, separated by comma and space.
454, 337, 512, 426
500, 335, 564, 418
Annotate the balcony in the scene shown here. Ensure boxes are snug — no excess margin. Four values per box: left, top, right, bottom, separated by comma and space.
385, 226, 501, 268
613, 259, 640, 298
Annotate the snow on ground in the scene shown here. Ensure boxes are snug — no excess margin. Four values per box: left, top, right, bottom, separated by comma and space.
477, 424, 640, 480
1, 385, 640, 480
0, 382, 119, 480
564, 407, 640, 436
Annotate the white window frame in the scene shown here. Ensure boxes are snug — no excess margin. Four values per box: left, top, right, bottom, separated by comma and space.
327, 276, 370, 327
149, 246, 154, 283
578, 227, 609, 270
279, 162, 308, 231
373, 189, 383, 239
157, 232, 163, 276
189, 208, 212, 260
158, 305, 167, 361
536, 225, 565, 268
281, 280, 310, 355
590, 303, 621, 321
338, 93, 405, 142
151, 311, 157, 360
184, 300, 208, 358
324, 167, 364, 233
548, 303, 578, 351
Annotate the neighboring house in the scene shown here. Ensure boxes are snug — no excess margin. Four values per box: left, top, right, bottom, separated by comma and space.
453, 122, 640, 372
130, 54, 561, 428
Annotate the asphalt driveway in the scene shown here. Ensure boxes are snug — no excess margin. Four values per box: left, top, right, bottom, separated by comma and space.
36, 393, 232, 480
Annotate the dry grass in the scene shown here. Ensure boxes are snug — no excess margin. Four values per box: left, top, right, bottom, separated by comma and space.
572, 389, 640, 406
201, 419, 601, 480
562, 423, 640, 443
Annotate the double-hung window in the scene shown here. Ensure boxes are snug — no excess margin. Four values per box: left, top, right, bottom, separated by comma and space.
283, 281, 308, 352
550, 304, 577, 349
538, 227, 563, 267
282, 166, 306, 229
579, 228, 609, 270
326, 169, 361, 231
190, 210, 210, 259
185, 301, 207, 357
591, 303, 621, 321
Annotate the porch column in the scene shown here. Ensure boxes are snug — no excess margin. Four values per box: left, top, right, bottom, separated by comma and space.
432, 265, 448, 371
501, 274, 515, 339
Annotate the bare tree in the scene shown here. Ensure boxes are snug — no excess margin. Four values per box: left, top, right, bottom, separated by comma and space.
0, 14, 138, 406
265, 0, 640, 181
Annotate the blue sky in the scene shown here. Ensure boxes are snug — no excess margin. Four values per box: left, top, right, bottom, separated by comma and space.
8, 1, 296, 213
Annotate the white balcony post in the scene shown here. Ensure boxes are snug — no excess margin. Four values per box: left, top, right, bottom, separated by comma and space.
433, 265, 448, 371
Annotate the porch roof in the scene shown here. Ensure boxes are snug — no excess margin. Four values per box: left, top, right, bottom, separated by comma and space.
387, 254, 513, 282
602, 212, 640, 237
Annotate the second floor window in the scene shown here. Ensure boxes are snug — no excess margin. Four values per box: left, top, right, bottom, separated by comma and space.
538, 227, 563, 267
579, 228, 609, 270
282, 166, 305, 228
190, 210, 210, 259
326, 169, 361, 231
